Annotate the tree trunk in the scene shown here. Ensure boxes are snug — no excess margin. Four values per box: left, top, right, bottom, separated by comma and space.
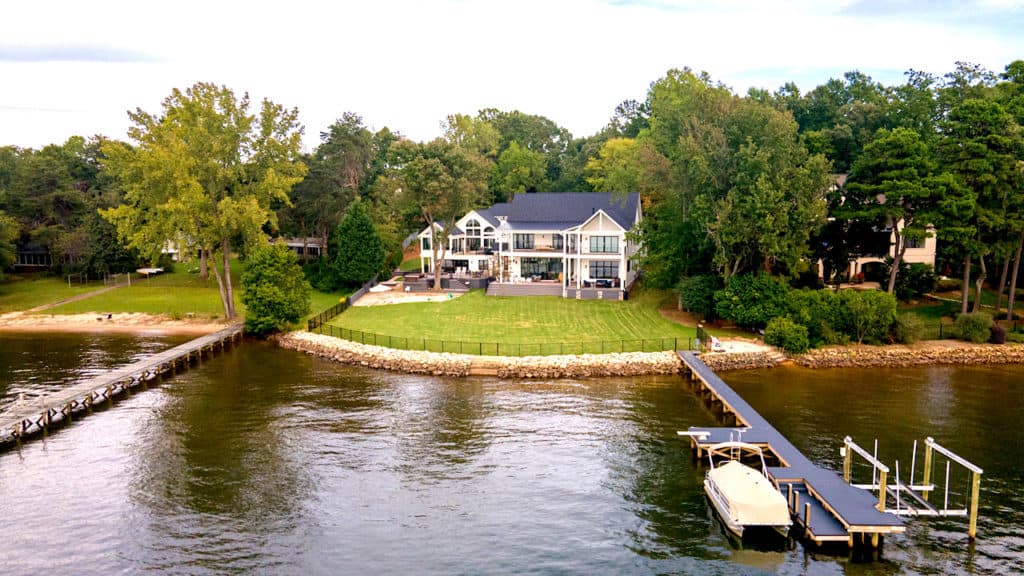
210, 252, 231, 320
996, 253, 1010, 316
961, 255, 971, 315
887, 234, 904, 295
1007, 230, 1024, 320
431, 230, 447, 293
222, 238, 235, 318
199, 248, 208, 281
971, 254, 987, 314
321, 224, 329, 259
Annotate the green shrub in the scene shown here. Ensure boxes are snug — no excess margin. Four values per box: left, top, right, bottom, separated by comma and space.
155, 253, 176, 274
936, 277, 961, 292
242, 242, 312, 336
764, 317, 810, 353
677, 275, 722, 320
989, 323, 1007, 344
888, 262, 937, 301
714, 274, 789, 329
1007, 332, 1024, 344
955, 312, 993, 344
893, 313, 925, 344
840, 289, 898, 344
785, 289, 848, 346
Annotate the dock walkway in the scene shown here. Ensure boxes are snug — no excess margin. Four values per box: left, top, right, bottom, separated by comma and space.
1, 324, 243, 446
678, 351, 904, 547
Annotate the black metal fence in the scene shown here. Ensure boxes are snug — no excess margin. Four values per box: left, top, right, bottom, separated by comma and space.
919, 319, 1022, 341
311, 323, 696, 357
307, 274, 379, 331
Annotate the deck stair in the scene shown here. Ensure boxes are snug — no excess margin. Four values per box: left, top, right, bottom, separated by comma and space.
469, 357, 505, 376
486, 282, 563, 297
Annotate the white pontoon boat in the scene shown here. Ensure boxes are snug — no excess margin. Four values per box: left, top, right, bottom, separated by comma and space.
703, 441, 792, 538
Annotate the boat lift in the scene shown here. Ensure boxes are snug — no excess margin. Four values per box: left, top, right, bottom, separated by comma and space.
841, 436, 984, 540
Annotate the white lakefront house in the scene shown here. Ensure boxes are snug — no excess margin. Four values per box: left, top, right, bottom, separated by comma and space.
416, 192, 642, 300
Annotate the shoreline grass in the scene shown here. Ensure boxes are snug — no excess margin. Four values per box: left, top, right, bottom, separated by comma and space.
0, 275, 105, 313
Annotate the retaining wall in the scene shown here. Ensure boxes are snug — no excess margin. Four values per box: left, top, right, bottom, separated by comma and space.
276, 332, 681, 378
793, 342, 1024, 368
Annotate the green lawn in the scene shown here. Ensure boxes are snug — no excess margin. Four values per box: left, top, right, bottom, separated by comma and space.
324, 289, 698, 355
398, 257, 421, 272
48, 274, 239, 319
0, 274, 104, 313
46, 260, 247, 319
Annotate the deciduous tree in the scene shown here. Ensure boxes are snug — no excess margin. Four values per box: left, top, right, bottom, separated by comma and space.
393, 139, 489, 292
0, 211, 18, 278
101, 82, 306, 320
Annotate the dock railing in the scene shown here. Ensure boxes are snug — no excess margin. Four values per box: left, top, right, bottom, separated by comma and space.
843, 435, 984, 540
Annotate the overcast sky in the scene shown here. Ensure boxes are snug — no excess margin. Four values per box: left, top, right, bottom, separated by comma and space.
2, 0, 1022, 152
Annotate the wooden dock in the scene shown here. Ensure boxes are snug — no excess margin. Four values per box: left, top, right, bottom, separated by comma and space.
1, 324, 243, 447
678, 351, 905, 548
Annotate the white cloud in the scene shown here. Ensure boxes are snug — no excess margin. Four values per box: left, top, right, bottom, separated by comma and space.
1, 0, 1021, 151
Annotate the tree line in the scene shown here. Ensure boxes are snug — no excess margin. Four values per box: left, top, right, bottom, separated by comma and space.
1, 61, 1022, 330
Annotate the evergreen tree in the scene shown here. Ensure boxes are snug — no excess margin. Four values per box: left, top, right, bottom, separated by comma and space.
333, 199, 385, 287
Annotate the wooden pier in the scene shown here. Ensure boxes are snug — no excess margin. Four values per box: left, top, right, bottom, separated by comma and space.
1, 324, 243, 447
677, 351, 905, 548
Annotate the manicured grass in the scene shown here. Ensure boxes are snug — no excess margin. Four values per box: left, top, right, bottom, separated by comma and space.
49, 284, 237, 318
398, 258, 422, 272
0, 274, 104, 313
46, 260, 246, 320
304, 289, 351, 322
325, 289, 697, 354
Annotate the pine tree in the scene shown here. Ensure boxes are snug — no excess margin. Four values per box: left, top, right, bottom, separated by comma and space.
333, 199, 385, 287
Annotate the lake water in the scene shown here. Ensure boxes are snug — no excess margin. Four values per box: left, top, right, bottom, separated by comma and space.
0, 335, 1021, 574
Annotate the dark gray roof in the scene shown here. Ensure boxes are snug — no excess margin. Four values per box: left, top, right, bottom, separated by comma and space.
510, 221, 579, 231
505, 192, 639, 229
475, 203, 509, 227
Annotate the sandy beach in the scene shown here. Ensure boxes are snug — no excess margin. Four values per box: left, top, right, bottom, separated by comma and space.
352, 289, 466, 307
0, 311, 231, 335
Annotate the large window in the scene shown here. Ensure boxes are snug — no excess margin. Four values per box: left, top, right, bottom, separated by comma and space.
589, 236, 618, 253
421, 236, 431, 250
522, 258, 562, 280
590, 261, 619, 279
552, 234, 563, 250
514, 233, 534, 250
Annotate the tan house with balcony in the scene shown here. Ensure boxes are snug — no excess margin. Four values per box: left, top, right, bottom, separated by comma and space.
416, 192, 642, 299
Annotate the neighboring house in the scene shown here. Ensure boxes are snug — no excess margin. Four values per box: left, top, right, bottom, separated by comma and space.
830, 174, 938, 281
281, 237, 324, 262
14, 241, 51, 270
847, 224, 937, 281
417, 192, 642, 299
